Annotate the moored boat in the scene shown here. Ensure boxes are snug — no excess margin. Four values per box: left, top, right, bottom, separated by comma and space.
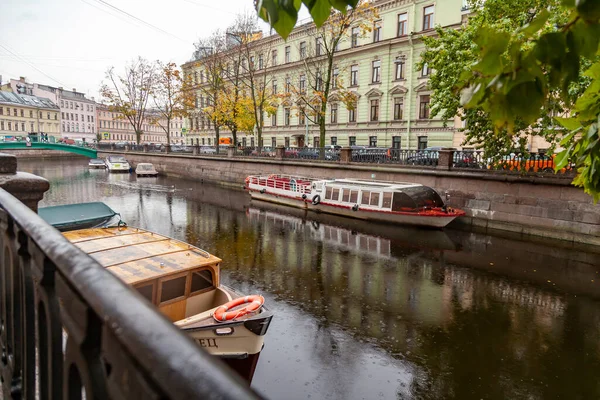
38, 202, 123, 231
245, 174, 465, 228
105, 155, 131, 172
88, 158, 106, 169
63, 226, 272, 383
135, 162, 158, 177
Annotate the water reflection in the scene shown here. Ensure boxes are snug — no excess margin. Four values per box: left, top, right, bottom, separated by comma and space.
19, 159, 600, 400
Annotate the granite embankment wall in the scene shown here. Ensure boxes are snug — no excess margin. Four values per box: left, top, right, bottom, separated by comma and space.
2, 149, 86, 158
97, 150, 600, 246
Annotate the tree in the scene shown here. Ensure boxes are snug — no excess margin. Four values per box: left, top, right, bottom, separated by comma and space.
151, 61, 195, 147
456, 0, 600, 200
100, 57, 156, 144
192, 31, 228, 152
286, 1, 377, 156
229, 12, 278, 151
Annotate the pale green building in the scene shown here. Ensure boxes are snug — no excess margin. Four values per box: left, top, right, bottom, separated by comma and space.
183, 0, 466, 150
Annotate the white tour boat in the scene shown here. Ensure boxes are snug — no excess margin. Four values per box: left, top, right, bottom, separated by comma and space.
105, 155, 131, 173
135, 162, 158, 177
245, 174, 465, 228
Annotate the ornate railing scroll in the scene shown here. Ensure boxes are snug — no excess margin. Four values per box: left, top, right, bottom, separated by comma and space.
0, 188, 260, 400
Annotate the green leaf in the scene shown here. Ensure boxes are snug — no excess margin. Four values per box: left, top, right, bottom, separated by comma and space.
554, 148, 571, 170
506, 81, 545, 124
570, 20, 600, 58
472, 28, 511, 74
330, 0, 350, 13
576, 0, 600, 21
303, 0, 331, 27
556, 117, 582, 131
518, 9, 550, 37
534, 32, 567, 64
460, 83, 487, 107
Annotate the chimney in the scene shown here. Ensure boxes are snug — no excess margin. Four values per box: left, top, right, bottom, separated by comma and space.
72, 88, 77, 92
19, 76, 26, 82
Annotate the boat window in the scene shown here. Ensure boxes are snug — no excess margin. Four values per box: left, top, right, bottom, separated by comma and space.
341, 189, 350, 202
370, 192, 380, 206
392, 192, 417, 211
190, 269, 214, 293
349, 190, 358, 203
325, 186, 333, 200
332, 188, 340, 201
160, 275, 187, 303
361, 191, 370, 205
382, 192, 393, 208
136, 283, 154, 303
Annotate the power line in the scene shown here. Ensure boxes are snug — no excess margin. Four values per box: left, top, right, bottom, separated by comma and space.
0, 42, 68, 87
180, 0, 236, 16
87, 0, 189, 43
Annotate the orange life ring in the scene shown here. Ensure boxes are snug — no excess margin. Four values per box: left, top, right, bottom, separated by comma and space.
213, 295, 265, 322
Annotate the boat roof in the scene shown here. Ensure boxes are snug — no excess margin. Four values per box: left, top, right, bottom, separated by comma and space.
319, 179, 423, 190
63, 227, 221, 285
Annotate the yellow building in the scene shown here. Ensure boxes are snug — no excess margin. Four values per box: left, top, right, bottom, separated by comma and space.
0, 90, 60, 137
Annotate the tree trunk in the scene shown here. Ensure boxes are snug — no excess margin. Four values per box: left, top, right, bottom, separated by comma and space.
319, 115, 326, 160
232, 128, 238, 148
136, 129, 142, 145
215, 125, 220, 153
166, 118, 171, 147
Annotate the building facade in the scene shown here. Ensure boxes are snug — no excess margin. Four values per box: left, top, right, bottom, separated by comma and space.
2, 77, 97, 142
96, 104, 185, 144
182, 0, 465, 149
0, 91, 60, 137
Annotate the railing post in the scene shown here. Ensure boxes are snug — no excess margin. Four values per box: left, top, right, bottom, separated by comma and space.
165, 144, 171, 154
193, 145, 200, 156
125, 144, 130, 152
227, 145, 235, 158
437, 148, 455, 170
340, 147, 352, 164
275, 145, 285, 160
143, 144, 148, 153
110, 143, 116, 151
0, 153, 49, 212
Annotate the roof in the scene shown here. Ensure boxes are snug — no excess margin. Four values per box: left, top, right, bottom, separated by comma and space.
0, 90, 60, 110
322, 179, 422, 190
63, 227, 221, 285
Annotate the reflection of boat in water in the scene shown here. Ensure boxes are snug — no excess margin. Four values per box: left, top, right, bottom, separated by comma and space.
63, 226, 273, 383
246, 175, 465, 228
246, 202, 460, 255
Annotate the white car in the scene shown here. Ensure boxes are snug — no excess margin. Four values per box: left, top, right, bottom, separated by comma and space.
135, 163, 158, 177
105, 156, 131, 173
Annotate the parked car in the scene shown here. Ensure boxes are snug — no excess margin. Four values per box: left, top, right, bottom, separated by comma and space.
352, 147, 389, 163
199, 146, 217, 154
169, 145, 190, 153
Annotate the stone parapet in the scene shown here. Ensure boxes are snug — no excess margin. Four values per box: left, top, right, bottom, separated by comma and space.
0, 153, 50, 212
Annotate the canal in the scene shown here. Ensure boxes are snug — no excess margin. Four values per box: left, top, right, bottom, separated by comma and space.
21, 158, 600, 400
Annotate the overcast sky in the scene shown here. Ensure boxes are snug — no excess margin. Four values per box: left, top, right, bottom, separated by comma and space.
0, 0, 308, 100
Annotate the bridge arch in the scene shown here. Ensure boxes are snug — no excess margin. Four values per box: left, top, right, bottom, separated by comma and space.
0, 142, 97, 158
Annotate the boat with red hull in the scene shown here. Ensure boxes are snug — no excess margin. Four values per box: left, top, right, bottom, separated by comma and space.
245, 174, 465, 228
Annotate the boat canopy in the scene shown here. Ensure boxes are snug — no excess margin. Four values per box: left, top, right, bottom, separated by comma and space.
391, 186, 445, 211
39, 202, 119, 231
108, 155, 127, 162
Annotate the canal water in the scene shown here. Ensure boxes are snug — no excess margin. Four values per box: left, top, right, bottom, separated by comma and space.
20, 158, 600, 400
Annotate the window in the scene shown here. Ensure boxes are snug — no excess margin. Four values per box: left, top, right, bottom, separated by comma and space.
0, 121, 3, 130
30, 122, 34, 132
398, 13, 408, 36
392, 136, 401, 149
60, 100, 64, 107
20, 109, 24, 117
250, 55, 255, 69
370, 99, 379, 121
370, 192, 380, 206
372, 60, 381, 83
271, 137, 277, 148
284, 108, 290, 126
62, 112, 65, 119
348, 107, 356, 122
13, 109, 17, 116
300, 41, 306, 58
350, 65, 359, 86
271, 50, 277, 66
285, 77, 291, 93
299, 74, 306, 93
194, 72, 198, 85
251, 137, 255, 147
373, 21, 381, 42
160, 275, 186, 303
418, 136, 428, 150
272, 79, 278, 94
422, 62, 430, 77
136, 283, 155, 303
285, 46, 291, 63
361, 191, 370, 205
285, 137, 290, 147
423, 5, 434, 30
313, 136, 319, 147
369, 136, 377, 147
330, 103, 338, 123
349, 136, 356, 146
271, 111, 277, 126
419, 95, 430, 119
393, 98, 403, 120
316, 73, 323, 91
258, 53, 264, 69
331, 136, 337, 145
0, 108, 2, 115
351, 27, 359, 47
299, 109, 306, 125
382, 192, 393, 208
395, 60, 405, 80
316, 37, 323, 56
332, 68, 339, 89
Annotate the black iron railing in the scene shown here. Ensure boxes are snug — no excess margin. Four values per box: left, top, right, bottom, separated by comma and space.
0, 188, 259, 399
